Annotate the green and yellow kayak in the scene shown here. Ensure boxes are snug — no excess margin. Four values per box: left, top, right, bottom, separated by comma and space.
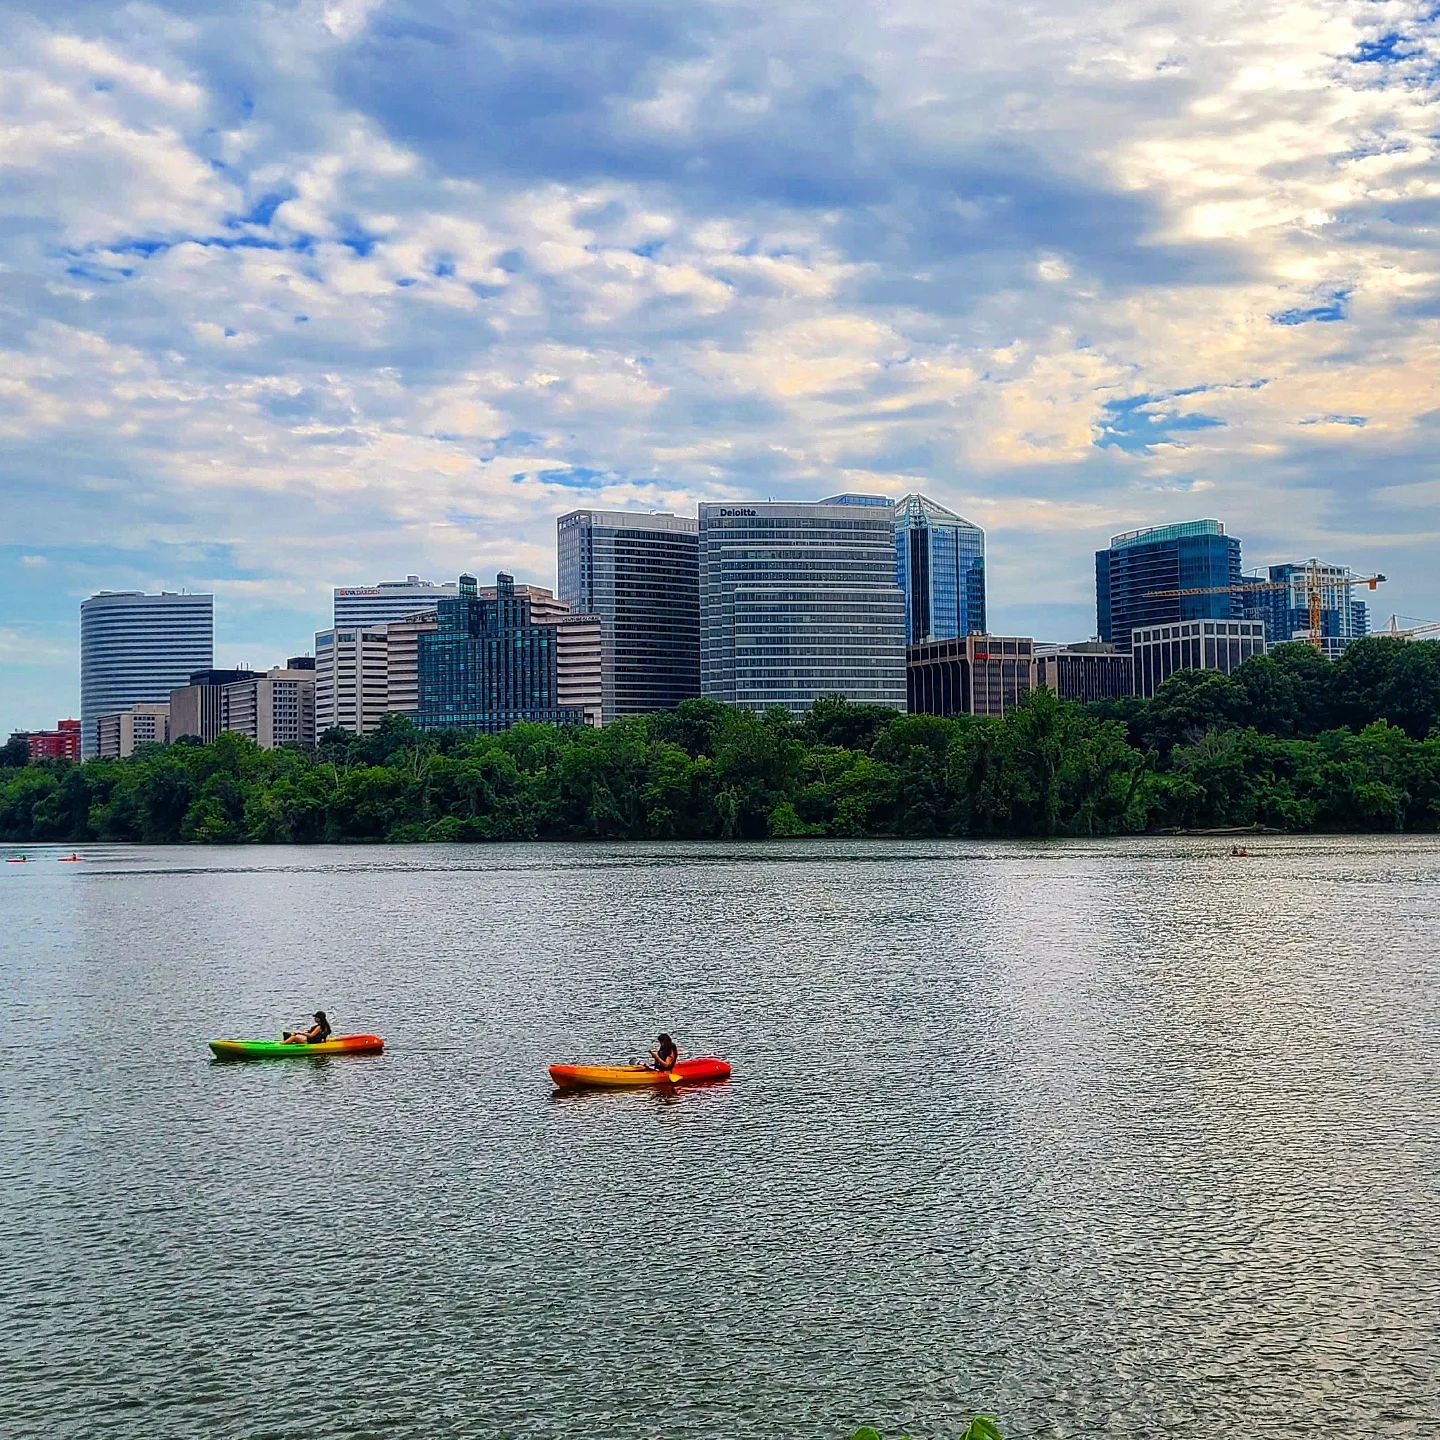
209, 1034, 384, 1061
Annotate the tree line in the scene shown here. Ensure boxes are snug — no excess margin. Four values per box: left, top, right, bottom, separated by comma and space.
3, 637, 1439, 844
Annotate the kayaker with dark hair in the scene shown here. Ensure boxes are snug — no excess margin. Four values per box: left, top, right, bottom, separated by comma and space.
648, 1033, 679, 1071
283, 1011, 331, 1045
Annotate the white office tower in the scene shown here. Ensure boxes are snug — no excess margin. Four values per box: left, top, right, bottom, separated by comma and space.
314, 626, 391, 735
80, 591, 213, 758
698, 502, 906, 713
333, 577, 458, 628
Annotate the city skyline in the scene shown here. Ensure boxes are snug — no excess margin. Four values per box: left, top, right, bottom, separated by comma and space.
2, 4, 1438, 736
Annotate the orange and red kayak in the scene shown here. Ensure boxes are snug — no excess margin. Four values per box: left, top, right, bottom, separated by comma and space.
548, 1057, 731, 1089
209, 1034, 385, 1060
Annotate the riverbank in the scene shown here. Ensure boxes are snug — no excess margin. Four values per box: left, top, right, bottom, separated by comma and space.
5, 645, 1440, 845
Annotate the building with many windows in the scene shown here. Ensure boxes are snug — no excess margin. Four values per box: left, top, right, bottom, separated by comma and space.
20, 720, 81, 762
332, 577, 458, 629
314, 626, 391, 736
80, 591, 213, 758
95, 702, 171, 759
1096, 520, 1242, 653
1240, 561, 1372, 657
908, 635, 1036, 718
219, 666, 316, 749
1131, 619, 1266, 698
891, 493, 987, 642
699, 501, 906, 713
557, 510, 700, 722
415, 574, 585, 733
169, 669, 259, 743
1033, 643, 1135, 702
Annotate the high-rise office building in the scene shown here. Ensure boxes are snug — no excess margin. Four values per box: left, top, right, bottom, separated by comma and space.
557, 510, 700, 722
892, 493, 986, 642
314, 626, 391, 736
415, 574, 585, 733
699, 501, 906, 713
1131, 619, 1266, 698
333, 576, 458, 628
1096, 520, 1241, 653
80, 591, 213, 758
1240, 561, 1371, 657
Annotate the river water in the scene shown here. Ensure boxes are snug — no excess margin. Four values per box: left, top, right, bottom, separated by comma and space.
1, 836, 1437, 1440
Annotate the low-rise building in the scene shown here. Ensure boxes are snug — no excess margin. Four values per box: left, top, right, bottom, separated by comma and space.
1131, 618, 1266, 698
908, 635, 1035, 718
1033, 642, 1135, 703
23, 719, 82, 762
95, 702, 170, 759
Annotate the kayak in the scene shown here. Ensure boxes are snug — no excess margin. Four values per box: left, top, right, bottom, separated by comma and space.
209, 1034, 385, 1061
548, 1057, 731, 1089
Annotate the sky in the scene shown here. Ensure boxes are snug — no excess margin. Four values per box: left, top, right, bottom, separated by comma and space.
1, 0, 1438, 736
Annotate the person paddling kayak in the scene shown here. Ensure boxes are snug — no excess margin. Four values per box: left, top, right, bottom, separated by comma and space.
647, 1033, 679, 1072
282, 1011, 332, 1045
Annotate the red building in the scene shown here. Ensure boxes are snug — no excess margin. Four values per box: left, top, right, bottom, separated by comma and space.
26, 719, 81, 762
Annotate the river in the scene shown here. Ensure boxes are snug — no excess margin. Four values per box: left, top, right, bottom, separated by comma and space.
2, 836, 1437, 1439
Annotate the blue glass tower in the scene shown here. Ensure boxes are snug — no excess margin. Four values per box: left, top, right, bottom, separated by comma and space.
892, 493, 986, 642
416, 573, 584, 733
1096, 519, 1242, 652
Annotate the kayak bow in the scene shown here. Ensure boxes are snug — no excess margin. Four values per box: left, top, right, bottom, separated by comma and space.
548, 1057, 731, 1089
209, 1034, 385, 1060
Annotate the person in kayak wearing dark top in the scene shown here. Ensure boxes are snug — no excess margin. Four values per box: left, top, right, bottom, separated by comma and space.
282, 1011, 331, 1045
648, 1033, 679, 1072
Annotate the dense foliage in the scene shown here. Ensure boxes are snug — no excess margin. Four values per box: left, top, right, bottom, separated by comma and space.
4, 639, 1440, 844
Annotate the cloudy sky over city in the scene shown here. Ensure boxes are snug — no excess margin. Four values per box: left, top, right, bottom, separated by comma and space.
1, 0, 1438, 733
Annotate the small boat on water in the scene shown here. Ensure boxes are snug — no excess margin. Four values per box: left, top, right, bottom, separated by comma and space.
209, 1034, 385, 1061
548, 1057, 732, 1090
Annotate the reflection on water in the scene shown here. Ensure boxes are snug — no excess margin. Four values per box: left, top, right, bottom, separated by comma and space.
2, 835, 1438, 1440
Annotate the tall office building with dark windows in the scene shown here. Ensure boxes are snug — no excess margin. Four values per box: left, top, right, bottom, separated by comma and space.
891, 493, 986, 642
699, 501, 906, 713
1096, 519, 1242, 652
80, 591, 213, 758
415, 574, 584, 733
556, 509, 699, 723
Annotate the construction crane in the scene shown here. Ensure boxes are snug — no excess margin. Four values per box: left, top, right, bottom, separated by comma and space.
1146, 560, 1386, 653
1382, 615, 1440, 640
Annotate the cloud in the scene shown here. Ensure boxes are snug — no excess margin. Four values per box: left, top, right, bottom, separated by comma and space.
0, 0, 1439, 734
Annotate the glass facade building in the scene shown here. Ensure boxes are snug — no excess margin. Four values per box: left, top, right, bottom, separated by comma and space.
1096, 519, 1242, 653
80, 591, 213, 758
556, 510, 700, 723
415, 574, 583, 733
892, 493, 986, 642
699, 502, 906, 713
1240, 561, 1371, 658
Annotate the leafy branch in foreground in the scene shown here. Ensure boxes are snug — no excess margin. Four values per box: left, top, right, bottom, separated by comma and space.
852, 1418, 1002, 1440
